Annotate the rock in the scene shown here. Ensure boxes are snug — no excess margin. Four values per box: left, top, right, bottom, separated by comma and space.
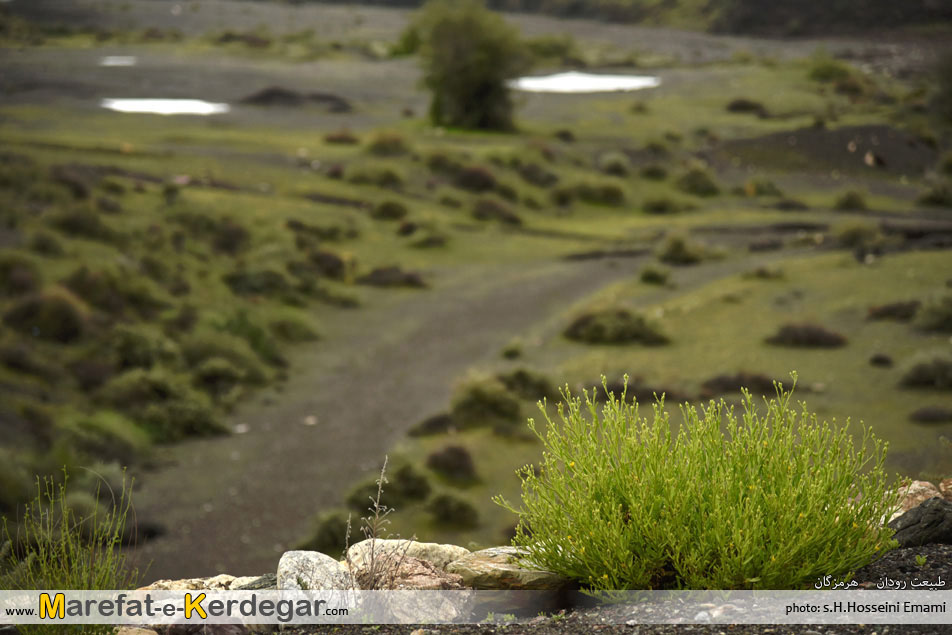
139, 574, 239, 591
891, 480, 943, 522
941, 478, 952, 502
346, 539, 470, 572
115, 629, 159, 635
446, 546, 570, 590
232, 573, 277, 590
166, 626, 251, 635
277, 550, 355, 590
353, 555, 465, 590
888, 497, 952, 547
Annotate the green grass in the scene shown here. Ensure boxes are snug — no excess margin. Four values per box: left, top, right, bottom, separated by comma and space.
495, 378, 899, 590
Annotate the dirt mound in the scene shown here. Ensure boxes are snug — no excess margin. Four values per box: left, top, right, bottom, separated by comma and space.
240, 87, 352, 112
711, 125, 938, 177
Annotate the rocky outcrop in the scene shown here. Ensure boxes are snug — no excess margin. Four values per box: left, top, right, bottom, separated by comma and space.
277, 550, 355, 590
346, 539, 470, 572
446, 546, 570, 591
354, 555, 465, 590
138, 574, 263, 591
891, 480, 943, 521
888, 497, 952, 547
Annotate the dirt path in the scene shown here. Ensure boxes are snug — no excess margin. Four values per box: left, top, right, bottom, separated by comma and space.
130, 256, 646, 581
128, 241, 805, 582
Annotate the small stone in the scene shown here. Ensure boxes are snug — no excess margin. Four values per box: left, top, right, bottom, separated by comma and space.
891, 480, 943, 521
138, 574, 236, 591
277, 550, 355, 590
232, 573, 277, 590
940, 478, 952, 502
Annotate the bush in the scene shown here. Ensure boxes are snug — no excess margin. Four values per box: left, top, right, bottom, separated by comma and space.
930, 51, 952, 123
643, 198, 685, 214
832, 220, 883, 250
743, 179, 783, 197
1, 472, 141, 605
297, 510, 351, 557
496, 368, 558, 401
916, 182, 952, 207
657, 234, 704, 265
867, 301, 920, 322
216, 310, 286, 367
472, 198, 522, 225
2, 290, 87, 343
454, 165, 496, 192
372, 200, 409, 221
346, 464, 431, 511
640, 264, 670, 285
417, 0, 530, 130
180, 331, 268, 385
0, 253, 41, 297
29, 231, 65, 256
564, 309, 669, 345
519, 162, 559, 188
427, 445, 478, 482
269, 317, 320, 342
347, 165, 404, 189
222, 269, 293, 300
639, 164, 667, 181
367, 132, 410, 157
834, 190, 867, 211
900, 353, 952, 390
63, 266, 167, 319
495, 378, 898, 590
726, 98, 768, 117
324, 130, 360, 145
451, 376, 521, 429
808, 51, 853, 83
113, 324, 180, 370
597, 152, 630, 177
428, 493, 479, 527
675, 168, 719, 197
916, 292, 952, 332
51, 209, 117, 243
575, 182, 625, 206
766, 323, 847, 348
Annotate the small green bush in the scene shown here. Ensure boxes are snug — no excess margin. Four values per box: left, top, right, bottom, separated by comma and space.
564, 308, 669, 345
3, 290, 88, 343
597, 152, 630, 177
639, 164, 668, 181
346, 464, 431, 511
640, 264, 670, 285
112, 324, 180, 370
297, 510, 351, 557
496, 378, 898, 590
575, 182, 625, 206
496, 368, 559, 401
808, 51, 853, 83
1, 472, 141, 607
269, 317, 320, 342
0, 253, 41, 297
643, 198, 686, 215
833, 220, 883, 250
917, 182, 952, 207
372, 200, 409, 221
427, 445, 478, 482
657, 234, 704, 265
675, 168, 719, 197
367, 132, 410, 157
766, 323, 847, 348
451, 375, 521, 429
916, 292, 952, 332
900, 352, 952, 390
215, 310, 286, 367
347, 165, 404, 189
834, 190, 867, 211
454, 165, 497, 192
428, 493, 479, 527
29, 231, 65, 257
180, 331, 268, 384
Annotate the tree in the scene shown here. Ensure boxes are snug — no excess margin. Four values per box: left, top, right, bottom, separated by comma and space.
416, 0, 530, 131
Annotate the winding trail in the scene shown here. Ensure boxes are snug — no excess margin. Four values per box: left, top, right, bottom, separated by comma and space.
131, 255, 651, 581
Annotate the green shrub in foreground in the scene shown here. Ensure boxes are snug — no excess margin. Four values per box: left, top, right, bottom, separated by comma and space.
496, 377, 899, 590
2, 472, 141, 634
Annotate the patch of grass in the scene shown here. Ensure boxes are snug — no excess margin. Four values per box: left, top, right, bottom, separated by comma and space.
495, 378, 898, 590
766, 323, 847, 348
1, 471, 141, 611
832, 220, 883, 250
639, 165, 668, 181
372, 200, 409, 221
63, 266, 167, 320
472, 198, 522, 225
367, 131, 411, 157
496, 368, 559, 401
916, 182, 952, 208
454, 165, 497, 192
345, 463, 431, 512
643, 198, 690, 215
564, 308, 669, 345
215, 310, 286, 368
867, 301, 920, 322
180, 331, 269, 385
0, 252, 42, 297
574, 182, 625, 207
597, 152, 630, 177
347, 164, 404, 189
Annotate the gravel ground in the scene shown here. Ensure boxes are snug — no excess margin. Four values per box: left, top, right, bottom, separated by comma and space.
277, 544, 952, 635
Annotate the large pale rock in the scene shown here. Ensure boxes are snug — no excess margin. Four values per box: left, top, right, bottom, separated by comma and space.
346, 539, 470, 572
353, 555, 465, 590
939, 478, 952, 502
888, 497, 952, 547
277, 550, 355, 590
138, 574, 239, 591
115, 629, 159, 635
890, 480, 943, 522
445, 546, 570, 590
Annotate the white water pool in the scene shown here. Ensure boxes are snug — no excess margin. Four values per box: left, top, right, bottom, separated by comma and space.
100, 98, 230, 115
99, 56, 137, 67
509, 71, 660, 93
